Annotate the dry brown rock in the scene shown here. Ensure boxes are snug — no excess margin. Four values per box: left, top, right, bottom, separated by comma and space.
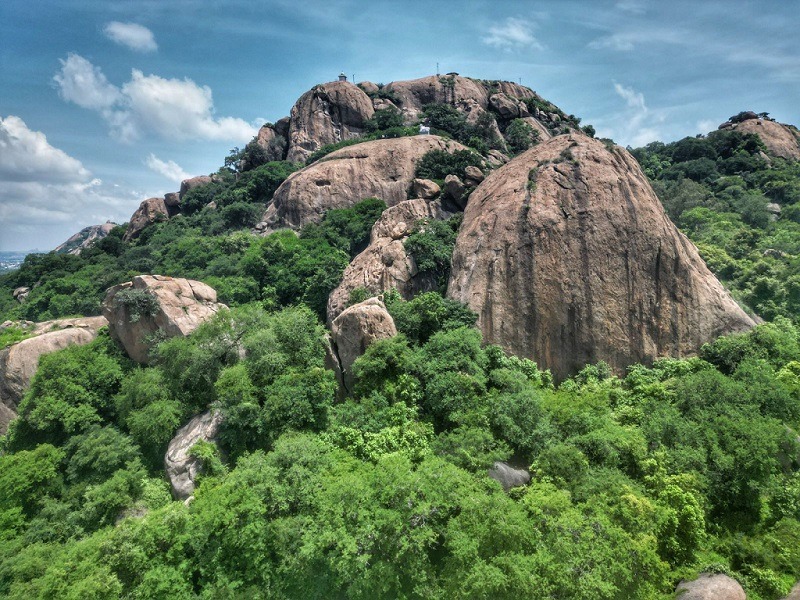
0, 316, 106, 434
179, 175, 213, 197
464, 165, 484, 184
489, 93, 523, 119
164, 410, 224, 500
520, 116, 553, 141
675, 574, 746, 600
123, 198, 169, 242
257, 135, 469, 231
286, 81, 375, 163
496, 81, 536, 100
102, 275, 226, 364
412, 178, 441, 199
443, 174, 467, 211
12, 287, 30, 303
728, 118, 800, 161
330, 298, 397, 394
384, 75, 490, 122
164, 192, 181, 208
486, 149, 510, 168
448, 133, 755, 381
358, 81, 380, 94
248, 123, 287, 165
327, 199, 446, 321
783, 582, 800, 600
372, 98, 399, 112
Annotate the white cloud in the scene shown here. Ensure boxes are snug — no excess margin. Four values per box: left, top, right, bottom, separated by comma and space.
53, 54, 258, 143
588, 35, 635, 51
0, 118, 138, 250
614, 82, 647, 112
0, 115, 90, 183
145, 153, 190, 182
696, 119, 717, 135
53, 53, 121, 110
615, 0, 645, 14
103, 21, 157, 53
482, 17, 542, 51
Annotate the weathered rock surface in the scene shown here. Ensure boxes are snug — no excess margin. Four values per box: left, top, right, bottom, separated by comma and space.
330, 298, 397, 394
675, 573, 746, 600
286, 81, 375, 163
164, 410, 224, 500
54, 222, 116, 255
123, 198, 169, 242
384, 75, 490, 122
448, 133, 756, 380
519, 116, 553, 141
12, 287, 30, 303
102, 275, 226, 364
0, 316, 106, 434
412, 178, 441, 199
327, 199, 446, 321
488, 462, 531, 491
442, 175, 467, 211
180, 175, 213, 197
244, 123, 287, 167
727, 118, 800, 161
164, 192, 181, 209
257, 135, 469, 232
782, 582, 800, 600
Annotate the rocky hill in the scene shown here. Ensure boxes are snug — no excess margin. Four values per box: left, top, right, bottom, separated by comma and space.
54, 221, 116, 255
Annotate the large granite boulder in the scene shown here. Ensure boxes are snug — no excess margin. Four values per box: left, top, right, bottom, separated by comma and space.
164, 410, 224, 500
54, 222, 116, 255
123, 198, 169, 242
726, 118, 800, 161
0, 316, 107, 434
330, 298, 397, 394
675, 573, 746, 600
102, 275, 226, 364
256, 135, 469, 232
286, 81, 375, 163
327, 199, 447, 322
179, 175, 213, 197
448, 133, 756, 380
242, 123, 287, 169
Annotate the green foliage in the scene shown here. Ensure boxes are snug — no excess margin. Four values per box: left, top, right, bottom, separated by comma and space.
415, 149, 483, 180
403, 214, 462, 290
505, 118, 540, 155
300, 197, 386, 258
365, 107, 404, 132
383, 289, 476, 345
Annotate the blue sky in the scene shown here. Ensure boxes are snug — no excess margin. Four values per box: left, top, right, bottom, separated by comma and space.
1, 0, 798, 251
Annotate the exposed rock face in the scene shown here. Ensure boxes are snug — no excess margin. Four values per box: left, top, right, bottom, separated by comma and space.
164, 192, 181, 209
489, 93, 527, 120
327, 199, 446, 322
180, 175, 213, 197
412, 178, 441, 199
443, 175, 467, 211
54, 222, 116, 255
257, 135, 469, 232
488, 462, 531, 491
123, 198, 169, 242
164, 410, 224, 500
675, 574, 746, 600
520, 116, 553, 142
0, 316, 107, 434
245, 123, 287, 167
330, 298, 397, 394
448, 133, 756, 380
286, 81, 375, 163
102, 275, 226, 364
12, 287, 30, 303
783, 582, 800, 600
727, 118, 800, 161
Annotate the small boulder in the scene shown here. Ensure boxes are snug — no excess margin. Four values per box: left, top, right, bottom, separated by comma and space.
464, 165, 484, 184
102, 275, 226, 364
123, 198, 169, 242
443, 174, 467, 211
164, 192, 181, 208
488, 462, 531, 491
412, 178, 441, 199
358, 81, 380, 94
486, 149, 510, 167
675, 573, 746, 600
164, 410, 224, 500
12, 287, 30, 303
330, 298, 397, 394
489, 93, 522, 119
179, 175, 213, 198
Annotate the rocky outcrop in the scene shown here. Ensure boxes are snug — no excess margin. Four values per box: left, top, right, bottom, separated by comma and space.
412, 178, 441, 199
330, 298, 397, 394
488, 462, 531, 491
164, 410, 224, 500
448, 133, 756, 381
675, 574, 746, 600
123, 198, 169, 242
384, 75, 490, 123
726, 118, 800, 161
286, 81, 375, 163
12, 287, 30, 303
54, 222, 116, 255
0, 316, 107, 434
243, 124, 287, 168
256, 135, 469, 232
327, 199, 447, 322
179, 175, 213, 197
783, 582, 800, 600
102, 275, 226, 364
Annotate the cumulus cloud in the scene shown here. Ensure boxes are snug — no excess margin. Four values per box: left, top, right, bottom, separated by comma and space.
53, 53, 121, 110
145, 153, 189, 182
0, 117, 137, 251
0, 115, 90, 182
53, 54, 257, 143
482, 17, 542, 51
103, 21, 157, 52
614, 82, 647, 112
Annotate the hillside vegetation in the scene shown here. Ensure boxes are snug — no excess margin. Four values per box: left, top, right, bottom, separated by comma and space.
1, 90, 799, 598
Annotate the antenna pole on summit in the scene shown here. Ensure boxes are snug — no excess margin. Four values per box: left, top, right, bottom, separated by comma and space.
436, 62, 439, 76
